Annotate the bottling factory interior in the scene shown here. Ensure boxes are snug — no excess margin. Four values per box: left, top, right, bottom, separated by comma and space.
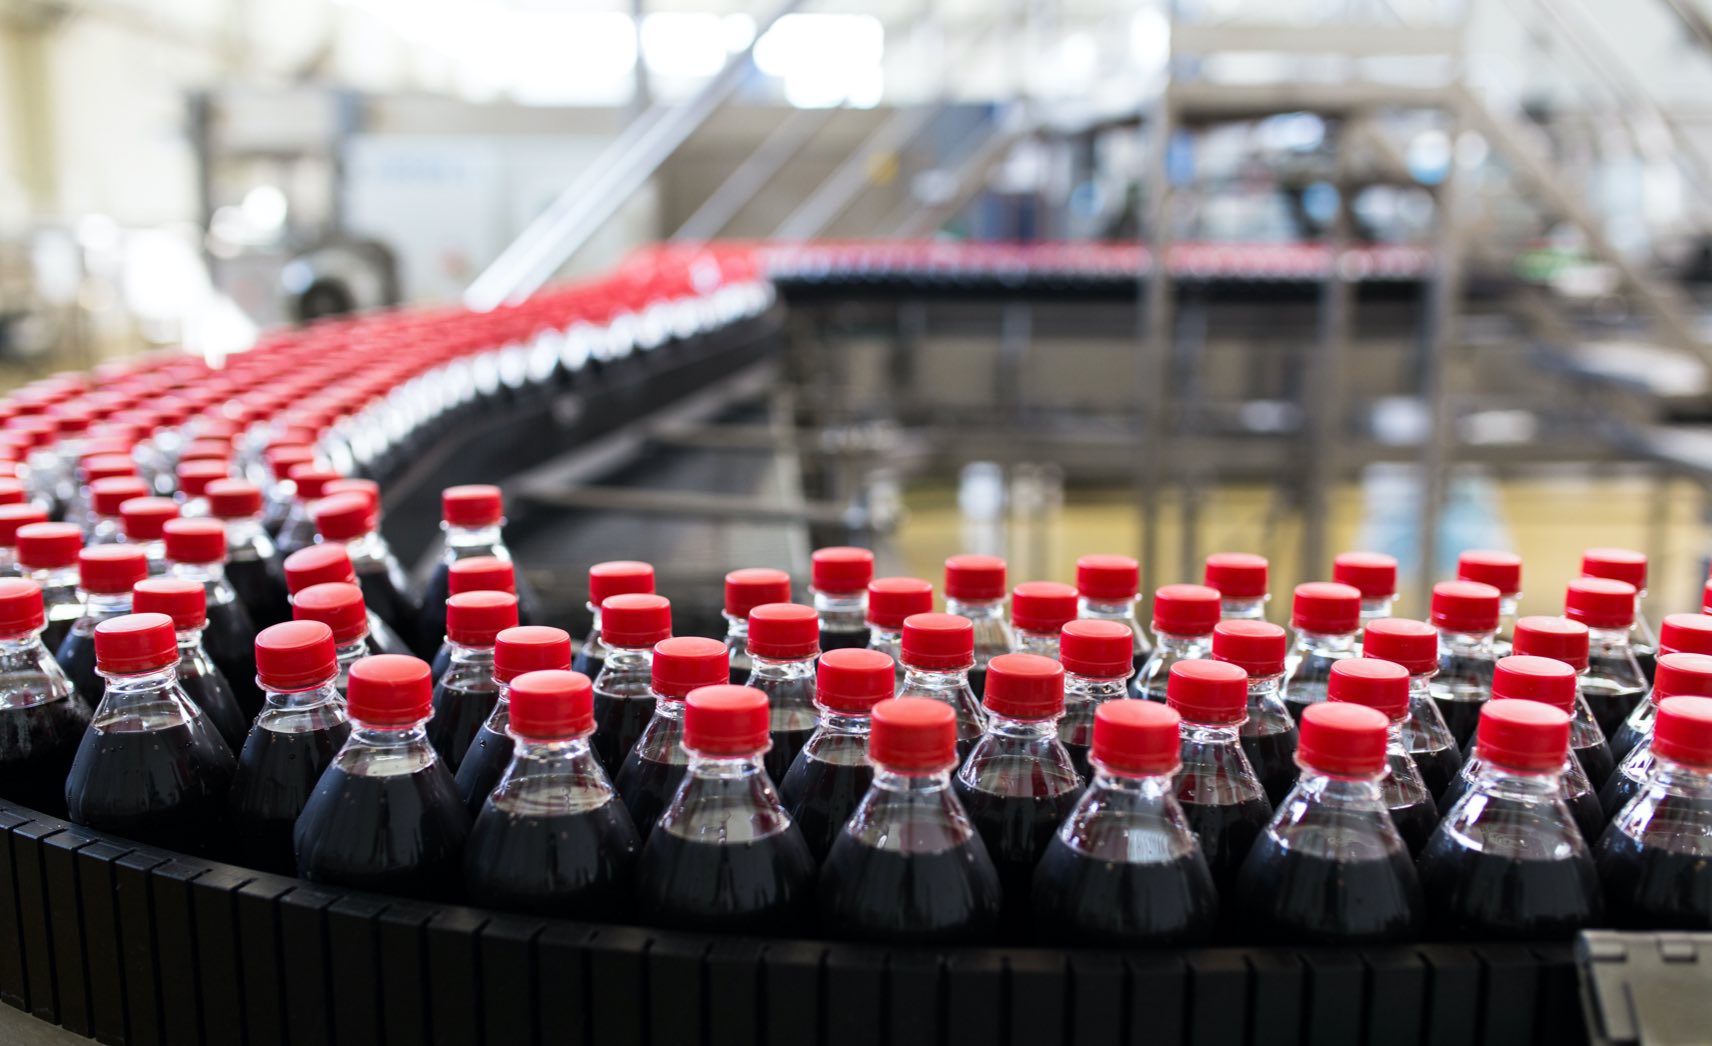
3, 1, 1712, 1044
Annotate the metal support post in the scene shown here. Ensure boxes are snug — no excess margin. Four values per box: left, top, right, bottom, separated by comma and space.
673, 108, 835, 243
1416, 99, 1466, 614
1137, 90, 1175, 605
1300, 120, 1356, 584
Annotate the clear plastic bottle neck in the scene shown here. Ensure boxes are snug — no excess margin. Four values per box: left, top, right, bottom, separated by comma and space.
168, 559, 229, 585
1079, 595, 1138, 621
222, 517, 268, 551
442, 523, 503, 556
813, 708, 871, 736
901, 664, 973, 689
1438, 627, 1497, 656
334, 529, 386, 565
1358, 596, 1396, 623
846, 767, 976, 853
93, 662, 193, 726
598, 644, 651, 674
1286, 768, 1387, 807
722, 612, 748, 642
1065, 673, 1131, 699
338, 719, 438, 777
1247, 673, 1284, 700
813, 590, 866, 631
262, 676, 342, 712
29, 564, 78, 593
749, 653, 816, 681
945, 596, 1004, 622
79, 591, 133, 620
1181, 719, 1244, 746
1152, 630, 1211, 655
1220, 596, 1267, 621
1293, 629, 1356, 656
1587, 624, 1635, 654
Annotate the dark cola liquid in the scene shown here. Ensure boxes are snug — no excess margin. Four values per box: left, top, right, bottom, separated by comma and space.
1391, 798, 1439, 857
228, 722, 351, 874
1637, 649, 1657, 684
1597, 819, 1712, 929
0, 693, 94, 817
818, 627, 869, 653
954, 783, 1084, 918
968, 665, 987, 700
227, 555, 291, 630
454, 723, 512, 817
355, 562, 419, 647
635, 829, 817, 935
64, 719, 236, 856
819, 838, 1001, 944
1432, 697, 1486, 749
1600, 767, 1645, 820
428, 679, 497, 773
779, 754, 874, 860
1584, 662, 1647, 738
1419, 842, 1602, 939
1180, 796, 1272, 894
367, 612, 412, 657
1440, 770, 1607, 845
1236, 839, 1421, 944
179, 662, 248, 752
428, 643, 452, 683
1576, 740, 1617, 793
1031, 837, 1217, 945
465, 800, 640, 919
1608, 717, 1648, 766
591, 691, 655, 774
1241, 728, 1299, 808
570, 641, 604, 680
1065, 742, 1092, 784
203, 600, 261, 722
55, 628, 101, 711
766, 721, 817, 785
1413, 745, 1463, 802
295, 764, 470, 901
416, 560, 541, 660
614, 752, 685, 841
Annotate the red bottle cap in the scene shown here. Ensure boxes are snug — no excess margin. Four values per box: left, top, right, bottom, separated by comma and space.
1091, 700, 1181, 775
1010, 581, 1079, 634
1332, 551, 1397, 600
900, 612, 974, 671
445, 591, 518, 647
600, 592, 671, 649
866, 576, 934, 630
346, 654, 433, 725
1360, 618, 1438, 675
1512, 616, 1589, 672
495, 625, 573, 683
78, 545, 147, 595
723, 568, 792, 619
1476, 699, 1570, 772
1326, 658, 1409, 720
1060, 618, 1135, 678
812, 546, 874, 595
177, 439, 230, 464
1490, 655, 1577, 713
1652, 696, 1712, 770
944, 554, 1006, 602
16, 522, 81, 569
1653, 652, 1712, 700
1581, 547, 1647, 591
0, 577, 44, 635
816, 648, 896, 713
1203, 552, 1268, 599
588, 560, 654, 606
869, 697, 958, 773
1431, 580, 1501, 633
507, 670, 595, 739
1660, 613, 1712, 657
81, 454, 136, 484
442, 484, 503, 528
1211, 619, 1288, 677
292, 582, 368, 644
1297, 702, 1390, 776
283, 543, 356, 593
683, 685, 770, 755
163, 518, 226, 565
0, 479, 22, 507
1457, 550, 1521, 597
0, 504, 48, 547
324, 479, 379, 513
288, 465, 341, 501
746, 602, 819, 660
205, 479, 263, 520
1076, 554, 1138, 601
254, 619, 337, 691
1292, 581, 1362, 635
1152, 583, 1221, 636
132, 577, 205, 630
175, 459, 228, 498
118, 497, 177, 541
651, 636, 728, 699
981, 653, 1063, 719
89, 476, 150, 518
312, 492, 376, 542
447, 556, 516, 596
1564, 577, 1636, 630
265, 444, 314, 474
1165, 658, 1249, 724
94, 612, 178, 674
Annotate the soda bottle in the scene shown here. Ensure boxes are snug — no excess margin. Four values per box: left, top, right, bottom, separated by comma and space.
1418, 699, 1602, 938
1511, 615, 1617, 788
1280, 581, 1362, 721
227, 620, 351, 874
590, 592, 670, 772
1074, 553, 1151, 671
132, 578, 247, 751
295, 654, 471, 900
291, 581, 370, 692
272, 464, 339, 560
164, 518, 262, 721
174, 459, 229, 520
1133, 584, 1220, 701
1009, 581, 1078, 658
311, 491, 418, 644
943, 554, 1012, 698
1564, 576, 1649, 737
464, 669, 641, 918
818, 697, 1001, 943
1600, 652, 1712, 817
615, 636, 728, 837
1427, 579, 1502, 746
0, 503, 49, 578
572, 560, 654, 678
1439, 656, 1607, 844
1032, 700, 1217, 944
64, 613, 237, 855
283, 543, 410, 656
0, 577, 91, 816
456, 625, 574, 816
1058, 618, 1135, 780
56, 545, 148, 709
1203, 552, 1268, 621
1236, 702, 1423, 942
118, 496, 176, 576
1361, 617, 1462, 798
85, 476, 150, 545
258, 443, 313, 536
427, 557, 518, 680
415, 485, 540, 658
811, 546, 874, 653
18, 521, 85, 652
1580, 547, 1658, 680
428, 591, 517, 772
721, 567, 791, 684
1209, 620, 1299, 807
1456, 549, 1521, 655
205, 478, 291, 630
742, 602, 820, 782
1611, 614, 1712, 764
1165, 658, 1273, 894
780, 648, 892, 859
953, 653, 1084, 917
1595, 694, 1712, 928
1324, 659, 1439, 853
896, 612, 986, 757
634, 685, 816, 934
865, 576, 932, 684
1333, 551, 1398, 639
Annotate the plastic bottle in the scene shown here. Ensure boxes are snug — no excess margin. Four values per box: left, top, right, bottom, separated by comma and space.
117, 496, 177, 576
464, 669, 640, 918
896, 612, 986, 757
1427, 579, 1502, 746
1009, 581, 1079, 659
1203, 552, 1268, 621
1058, 618, 1135, 780
1032, 699, 1217, 944
1074, 553, 1151, 671
64, 613, 237, 855
259, 444, 314, 537
1611, 614, 1712, 766
227, 620, 351, 874
865, 576, 933, 683
778, 648, 892, 860
1280, 581, 1363, 721
590, 592, 671, 773
455, 625, 574, 816
0, 503, 49, 578
1600, 652, 1712, 818
943, 554, 1012, 698
573, 560, 655, 678
818, 698, 1002, 943
1580, 547, 1658, 680
283, 542, 410, 656
953, 653, 1084, 918
742, 602, 821, 782
1324, 659, 1439, 854
164, 518, 262, 722
1564, 576, 1649, 737
1595, 695, 1712, 928
720, 567, 790, 685
1333, 552, 1398, 639
312, 491, 418, 645
1362, 617, 1462, 799
205, 478, 291, 631
1456, 550, 1521, 656
615, 636, 728, 838
56, 545, 148, 710
1209, 619, 1299, 808
426, 557, 518, 680
811, 546, 874, 653
0, 577, 91, 816
85, 476, 150, 545
428, 591, 517, 773
1418, 699, 1602, 939
273, 464, 339, 559
415, 485, 539, 659
290, 581, 370, 692
1511, 615, 1618, 788
634, 685, 816, 934
174, 459, 229, 520
1133, 583, 1221, 701
1236, 702, 1423, 942
295, 655, 471, 900
18, 521, 85, 653
132, 577, 247, 751
1165, 658, 1273, 895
